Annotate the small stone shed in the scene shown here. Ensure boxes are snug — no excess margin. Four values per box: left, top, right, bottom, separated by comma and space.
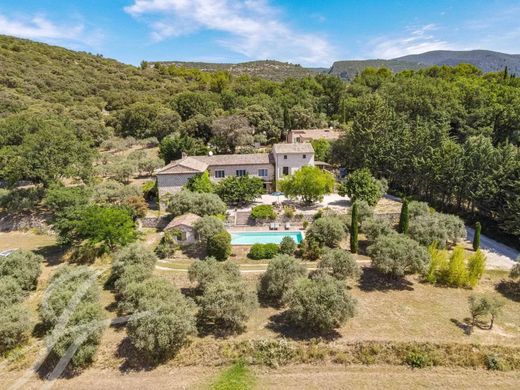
164, 213, 201, 244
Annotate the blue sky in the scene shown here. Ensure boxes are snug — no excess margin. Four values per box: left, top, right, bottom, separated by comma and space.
1, 0, 519, 66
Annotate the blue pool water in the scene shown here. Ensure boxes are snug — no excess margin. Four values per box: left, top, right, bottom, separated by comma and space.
230, 231, 304, 245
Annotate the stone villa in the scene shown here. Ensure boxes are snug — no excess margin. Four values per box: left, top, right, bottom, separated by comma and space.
156, 143, 315, 197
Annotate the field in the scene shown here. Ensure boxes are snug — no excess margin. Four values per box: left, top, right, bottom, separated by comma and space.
1, 231, 519, 389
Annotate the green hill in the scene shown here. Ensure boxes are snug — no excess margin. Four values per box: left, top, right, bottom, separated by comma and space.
150, 59, 318, 81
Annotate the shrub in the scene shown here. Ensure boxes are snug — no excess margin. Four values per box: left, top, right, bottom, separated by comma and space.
467, 250, 486, 287
318, 249, 360, 281
193, 216, 225, 244
196, 279, 257, 334
307, 217, 345, 248
188, 258, 240, 292
0, 276, 24, 308
425, 243, 449, 284
207, 231, 232, 261
166, 190, 227, 217
154, 230, 178, 259
362, 217, 396, 242
258, 255, 307, 305
408, 201, 430, 218
484, 355, 507, 371
0, 304, 31, 353
279, 236, 296, 255
127, 291, 196, 361
248, 243, 279, 260
300, 237, 323, 261
0, 250, 42, 291
122, 195, 148, 218
368, 234, 429, 277
447, 245, 469, 287
283, 206, 295, 219
111, 243, 158, 285
408, 214, 450, 248
405, 351, 431, 368
250, 205, 276, 221
285, 276, 357, 333
142, 180, 158, 201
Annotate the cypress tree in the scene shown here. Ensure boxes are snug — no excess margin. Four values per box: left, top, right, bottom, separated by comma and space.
398, 198, 409, 234
350, 202, 359, 254
473, 221, 481, 251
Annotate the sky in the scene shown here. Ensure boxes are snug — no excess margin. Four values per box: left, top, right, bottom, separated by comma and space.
0, 0, 519, 67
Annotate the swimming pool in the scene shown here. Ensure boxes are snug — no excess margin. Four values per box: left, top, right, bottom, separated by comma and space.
230, 231, 304, 245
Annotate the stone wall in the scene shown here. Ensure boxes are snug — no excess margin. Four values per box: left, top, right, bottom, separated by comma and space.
138, 215, 171, 230
0, 212, 51, 232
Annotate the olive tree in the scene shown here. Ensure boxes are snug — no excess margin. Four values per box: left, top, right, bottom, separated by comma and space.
318, 249, 360, 281
0, 304, 31, 353
127, 291, 196, 361
368, 234, 429, 277
0, 250, 42, 291
307, 216, 345, 248
165, 190, 227, 217
0, 276, 24, 308
188, 258, 240, 293
279, 236, 297, 255
193, 215, 225, 244
196, 279, 257, 334
258, 254, 307, 305
110, 243, 158, 285
285, 276, 357, 333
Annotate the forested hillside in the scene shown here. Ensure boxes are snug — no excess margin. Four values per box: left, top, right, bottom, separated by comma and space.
0, 35, 519, 244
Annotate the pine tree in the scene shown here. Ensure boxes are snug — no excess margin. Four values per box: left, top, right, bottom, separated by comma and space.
398, 198, 409, 234
473, 221, 481, 251
350, 202, 359, 254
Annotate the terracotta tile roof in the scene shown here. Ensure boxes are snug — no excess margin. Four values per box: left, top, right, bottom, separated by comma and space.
272, 143, 314, 154
165, 213, 201, 229
156, 156, 208, 175
192, 153, 273, 166
290, 128, 341, 141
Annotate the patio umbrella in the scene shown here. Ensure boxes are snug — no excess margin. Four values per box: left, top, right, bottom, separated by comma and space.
271, 191, 284, 203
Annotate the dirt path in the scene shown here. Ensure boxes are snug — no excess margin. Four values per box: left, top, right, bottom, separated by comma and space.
466, 227, 519, 270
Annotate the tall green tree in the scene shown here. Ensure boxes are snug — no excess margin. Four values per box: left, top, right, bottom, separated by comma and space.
350, 203, 359, 254
279, 166, 334, 204
398, 198, 410, 234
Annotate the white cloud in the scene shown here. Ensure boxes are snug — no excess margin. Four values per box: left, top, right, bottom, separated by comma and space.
124, 0, 334, 65
0, 13, 102, 47
369, 24, 453, 59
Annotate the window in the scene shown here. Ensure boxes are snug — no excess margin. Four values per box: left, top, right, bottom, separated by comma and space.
303, 154, 306, 159
284, 155, 287, 159
236, 169, 247, 177
282, 167, 289, 176
258, 168, 268, 177
214, 170, 225, 178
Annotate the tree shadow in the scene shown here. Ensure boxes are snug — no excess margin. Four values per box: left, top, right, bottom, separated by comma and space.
116, 337, 157, 372
450, 318, 473, 336
180, 243, 205, 260
34, 244, 67, 266
265, 311, 341, 341
495, 280, 520, 302
357, 268, 414, 292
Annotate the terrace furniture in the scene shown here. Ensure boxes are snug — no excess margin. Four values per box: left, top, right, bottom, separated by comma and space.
273, 223, 280, 230
285, 222, 291, 230
269, 223, 275, 230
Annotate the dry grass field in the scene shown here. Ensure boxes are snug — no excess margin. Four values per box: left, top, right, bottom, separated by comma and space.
1, 231, 519, 389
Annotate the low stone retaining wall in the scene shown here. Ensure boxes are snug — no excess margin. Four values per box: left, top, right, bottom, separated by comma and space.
0, 212, 51, 232
139, 216, 171, 229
